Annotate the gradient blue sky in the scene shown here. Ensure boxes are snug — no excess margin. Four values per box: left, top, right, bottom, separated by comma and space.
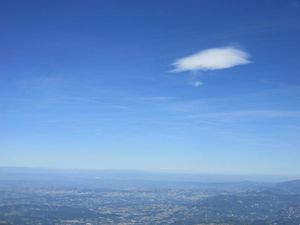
1, 0, 300, 176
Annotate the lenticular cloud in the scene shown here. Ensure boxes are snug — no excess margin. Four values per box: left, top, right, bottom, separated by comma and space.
172, 47, 250, 72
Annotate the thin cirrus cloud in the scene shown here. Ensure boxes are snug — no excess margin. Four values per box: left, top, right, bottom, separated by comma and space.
172, 46, 251, 72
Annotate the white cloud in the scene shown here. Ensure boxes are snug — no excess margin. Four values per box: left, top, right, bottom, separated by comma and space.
189, 80, 203, 87
172, 47, 250, 72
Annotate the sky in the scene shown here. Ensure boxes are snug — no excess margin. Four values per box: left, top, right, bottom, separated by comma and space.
1, 0, 300, 176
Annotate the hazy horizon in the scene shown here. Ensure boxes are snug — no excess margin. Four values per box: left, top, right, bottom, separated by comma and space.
0, 166, 299, 182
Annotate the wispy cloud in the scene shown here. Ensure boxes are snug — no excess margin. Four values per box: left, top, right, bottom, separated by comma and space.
189, 80, 203, 87
172, 46, 250, 72
188, 110, 300, 121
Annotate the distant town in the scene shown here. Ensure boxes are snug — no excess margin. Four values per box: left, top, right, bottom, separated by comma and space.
0, 168, 299, 225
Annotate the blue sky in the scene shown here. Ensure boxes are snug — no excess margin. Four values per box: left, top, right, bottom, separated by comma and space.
1, 0, 300, 176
